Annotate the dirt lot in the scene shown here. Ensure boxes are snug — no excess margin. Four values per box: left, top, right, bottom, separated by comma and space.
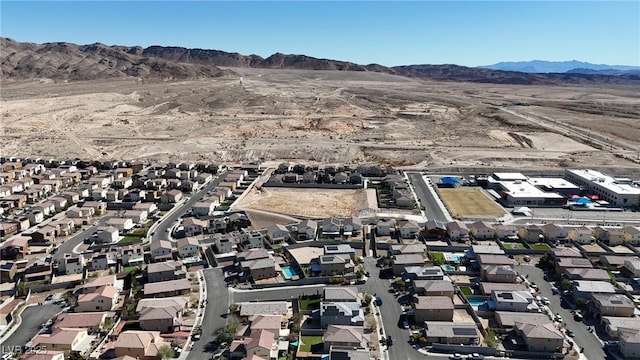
233, 186, 377, 218
437, 188, 506, 219
2, 68, 639, 175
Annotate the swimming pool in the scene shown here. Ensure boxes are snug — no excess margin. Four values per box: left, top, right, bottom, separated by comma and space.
440, 265, 456, 272
282, 266, 298, 279
443, 253, 465, 264
468, 299, 486, 307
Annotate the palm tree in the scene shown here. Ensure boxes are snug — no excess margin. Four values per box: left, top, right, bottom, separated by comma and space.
156, 344, 174, 359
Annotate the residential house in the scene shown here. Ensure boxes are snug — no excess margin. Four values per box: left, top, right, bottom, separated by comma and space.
619, 327, 640, 360
183, 218, 208, 237
49, 196, 68, 211
214, 235, 234, 254
143, 279, 192, 298
600, 255, 635, 269
414, 296, 454, 322
192, 201, 216, 216
482, 264, 517, 283
602, 317, 640, 339
81, 201, 107, 216
324, 287, 360, 303
555, 257, 593, 275
402, 266, 444, 281
572, 281, 616, 305
241, 257, 277, 281
514, 322, 564, 353
475, 254, 516, 267
266, 223, 290, 244
32, 328, 90, 356
489, 290, 539, 312
446, 220, 469, 241
161, 189, 182, 204
564, 268, 610, 281
0, 261, 18, 283
239, 301, 288, 317
33, 201, 55, 217
376, 219, 395, 236
146, 260, 186, 283
423, 322, 480, 345
591, 293, 635, 318
517, 225, 544, 243
138, 301, 185, 333
27, 210, 45, 226
470, 221, 495, 240
114, 330, 170, 360
54, 312, 108, 334
89, 252, 117, 271
322, 217, 342, 235
400, 220, 421, 239
77, 274, 117, 294
124, 210, 147, 224
120, 245, 145, 267
94, 226, 119, 244
495, 312, 553, 330
624, 258, 640, 277
320, 302, 364, 328
150, 240, 173, 262
549, 247, 582, 260
494, 224, 518, 240
0, 236, 28, 260
177, 237, 200, 258
424, 219, 448, 240
0, 221, 19, 238
318, 255, 354, 276
324, 244, 356, 260
343, 216, 362, 235
389, 244, 426, 256
542, 223, 569, 242
569, 226, 595, 245
133, 202, 157, 215
31, 225, 57, 244
604, 228, 625, 246
76, 285, 119, 312
624, 226, 640, 245
230, 329, 277, 360
392, 254, 426, 276
323, 325, 369, 352
24, 259, 53, 282
58, 254, 85, 275
105, 218, 134, 232
297, 219, 318, 241
411, 280, 455, 299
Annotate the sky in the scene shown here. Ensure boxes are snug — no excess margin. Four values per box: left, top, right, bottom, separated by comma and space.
1, 1, 639, 67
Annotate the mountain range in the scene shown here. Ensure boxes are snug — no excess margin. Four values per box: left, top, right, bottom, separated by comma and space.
482, 60, 640, 75
2, 37, 639, 85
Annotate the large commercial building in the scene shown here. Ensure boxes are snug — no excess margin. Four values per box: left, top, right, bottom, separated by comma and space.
565, 169, 640, 207
488, 173, 567, 207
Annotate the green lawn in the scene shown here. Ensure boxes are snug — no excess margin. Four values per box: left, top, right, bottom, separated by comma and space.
122, 266, 139, 273
530, 243, 551, 250
502, 243, 525, 249
299, 336, 323, 352
460, 287, 473, 296
299, 297, 321, 311
429, 252, 445, 263
119, 236, 142, 244
130, 228, 147, 237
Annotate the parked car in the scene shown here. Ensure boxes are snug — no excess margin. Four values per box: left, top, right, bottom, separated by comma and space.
541, 297, 550, 305
567, 330, 575, 337
551, 286, 560, 295
523, 255, 531, 262
469, 354, 485, 360
449, 354, 463, 360
555, 314, 563, 323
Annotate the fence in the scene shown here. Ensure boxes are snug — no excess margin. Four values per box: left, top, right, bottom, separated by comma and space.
431, 343, 497, 356
252, 274, 358, 289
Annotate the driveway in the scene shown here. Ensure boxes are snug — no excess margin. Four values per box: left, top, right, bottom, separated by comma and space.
152, 171, 227, 242
186, 268, 229, 359
2, 303, 61, 349
518, 263, 605, 359
406, 172, 449, 222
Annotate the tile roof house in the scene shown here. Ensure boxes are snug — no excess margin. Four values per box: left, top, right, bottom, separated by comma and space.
323, 325, 369, 352
619, 326, 640, 360
489, 290, 539, 312
296, 219, 318, 241
146, 260, 186, 283
568, 226, 595, 245
143, 279, 192, 298
572, 280, 616, 305
150, 240, 173, 262
402, 266, 444, 281
623, 226, 640, 245
177, 237, 200, 258
114, 330, 170, 360
411, 280, 455, 299
624, 258, 640, 277
389, 243, 426, 256
54, 312, 108, 334
318, 255, 354, 276
324, 287, 360, 303
470, 221, 495, 240
139, 304, 184, 333
392, 254, 425, 276
240, 257, 277, 281
320, 302, 365, 328
399, 220, 421, 239
481, 264, 517, 283
602, 317, 640, 339
266, 223, 290, 244
414, 296, 454, 322
446, 220, 469, 241
514, 321, 564, 353
423, 322, 480, 345
20, 350, 65, 360
564, 268, 610, 281
75, 285, 119, 312
376, 219, 395, 236
230, 329, 277, 360
591, 293, 635, 318
32, 328, 90, 356
240, 301, 288, 317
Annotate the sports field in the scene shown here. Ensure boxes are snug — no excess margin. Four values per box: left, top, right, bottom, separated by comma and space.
438, 188, 506, 218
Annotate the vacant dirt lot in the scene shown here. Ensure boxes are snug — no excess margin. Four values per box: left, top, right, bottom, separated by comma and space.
437, 188, 506, 219
2, 68, 639, 175
233, 187, 378, 218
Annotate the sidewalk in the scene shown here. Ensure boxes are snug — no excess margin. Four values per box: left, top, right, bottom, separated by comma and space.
177, 269, 206, 360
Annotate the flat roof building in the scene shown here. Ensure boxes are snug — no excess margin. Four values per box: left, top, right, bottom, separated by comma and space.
565, 169, 640, 207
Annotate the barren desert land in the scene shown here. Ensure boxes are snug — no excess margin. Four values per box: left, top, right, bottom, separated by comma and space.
2, 68, 640, 176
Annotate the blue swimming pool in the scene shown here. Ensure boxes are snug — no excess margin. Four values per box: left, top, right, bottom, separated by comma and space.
282, 266, 298, 279
468, 299, 486, 307
440, 265, 455, 272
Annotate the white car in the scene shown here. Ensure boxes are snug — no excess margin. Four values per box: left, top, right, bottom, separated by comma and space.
555, 314, 563, 323
542, 297, 550, 305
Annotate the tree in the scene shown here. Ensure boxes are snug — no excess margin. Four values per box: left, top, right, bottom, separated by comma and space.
215, 321, 239, 345
394, 279, 406, 292
16, 282, 27, 297
228, 303, 239, 313
363, 293, 373, 306
485, 327, 497, 348
560, 279, 572, 291
156, 344, 175, 359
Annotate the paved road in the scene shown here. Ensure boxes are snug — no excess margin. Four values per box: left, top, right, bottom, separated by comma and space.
407, 172, 449, 222
518, 264, 605, 360
187, 268, 230, 359
152, 171, 228, 242
2, 303, 61, 349
55, 219, 106, 257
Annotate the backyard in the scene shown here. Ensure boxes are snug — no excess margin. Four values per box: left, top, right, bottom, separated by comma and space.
299, 296, 321, 311
502, 242, 525, 250
530, 243, 551, 250
118, 236, 141, 244
299, 336, 323, 352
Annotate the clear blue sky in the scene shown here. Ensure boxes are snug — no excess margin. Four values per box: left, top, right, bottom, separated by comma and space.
1, 1, 638, 67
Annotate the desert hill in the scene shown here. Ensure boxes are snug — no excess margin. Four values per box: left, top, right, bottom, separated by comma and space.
2, 38, 639, 85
